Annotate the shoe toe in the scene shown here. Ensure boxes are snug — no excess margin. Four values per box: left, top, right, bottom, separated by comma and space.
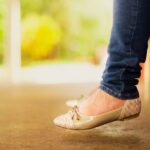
53, 114, 74, 129
53, 115, 65, 127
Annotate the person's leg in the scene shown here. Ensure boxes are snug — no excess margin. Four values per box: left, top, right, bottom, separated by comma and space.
79, 0, 150, 115
54, 0, 150, 129
100, 0, 150, 100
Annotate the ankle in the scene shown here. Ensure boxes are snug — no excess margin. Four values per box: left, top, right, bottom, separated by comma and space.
79, 89, 125, 116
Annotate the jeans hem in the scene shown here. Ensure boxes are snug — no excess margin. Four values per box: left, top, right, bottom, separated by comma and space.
99, 84, 139, 100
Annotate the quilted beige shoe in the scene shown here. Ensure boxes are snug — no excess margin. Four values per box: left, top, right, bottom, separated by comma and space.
53, 98, 141, 130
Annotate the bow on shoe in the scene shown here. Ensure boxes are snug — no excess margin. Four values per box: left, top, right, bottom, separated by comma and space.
70, 105, 80, 121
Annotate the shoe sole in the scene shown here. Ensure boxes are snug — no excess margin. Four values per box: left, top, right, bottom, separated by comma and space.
119, 113, 140, 121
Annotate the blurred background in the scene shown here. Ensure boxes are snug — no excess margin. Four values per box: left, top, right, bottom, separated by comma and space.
0, 0, 148, 99
20, 0, 112, 66
0, 0, 113, 65
0, 0, 114, 98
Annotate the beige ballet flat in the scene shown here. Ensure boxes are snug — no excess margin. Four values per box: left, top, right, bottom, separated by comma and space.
53, 98, 141, 130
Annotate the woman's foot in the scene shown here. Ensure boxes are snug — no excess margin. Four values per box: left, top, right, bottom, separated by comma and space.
53, 87, 141, 130
79, 88, 125, 116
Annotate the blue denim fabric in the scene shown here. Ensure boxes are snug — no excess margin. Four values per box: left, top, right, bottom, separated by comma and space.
100, 0, 150, 100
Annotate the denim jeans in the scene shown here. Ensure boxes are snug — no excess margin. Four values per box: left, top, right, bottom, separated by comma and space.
100, 0, 150, 100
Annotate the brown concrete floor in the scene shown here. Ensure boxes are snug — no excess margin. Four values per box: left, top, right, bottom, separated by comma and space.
0, 86, 150, 150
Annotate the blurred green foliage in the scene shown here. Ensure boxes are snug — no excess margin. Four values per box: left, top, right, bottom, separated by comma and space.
21, 0, 112, 65
21, 0, 72, 65
0, 0, 112, 65
22, 14, 62, 64
0, 0, 4, 64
